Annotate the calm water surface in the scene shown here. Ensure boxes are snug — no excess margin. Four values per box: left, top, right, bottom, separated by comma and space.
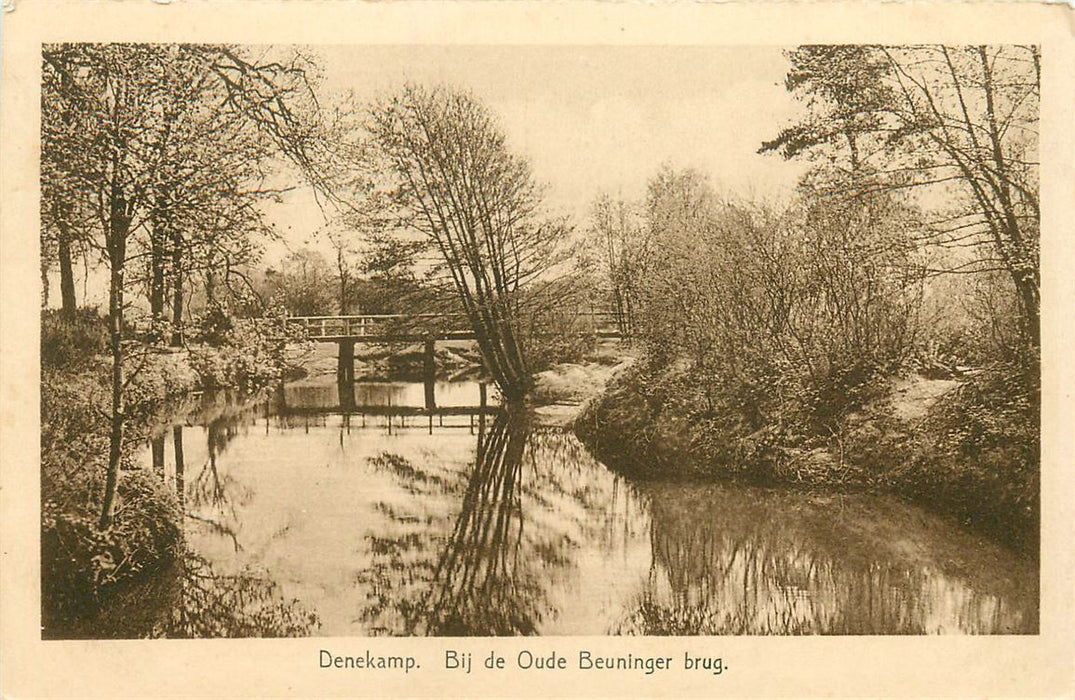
136, 379, 1038, 637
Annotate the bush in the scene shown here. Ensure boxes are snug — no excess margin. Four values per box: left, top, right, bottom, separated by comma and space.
40, 308, 189, 633
577, 356, 1039, 554
42, 468, 182, 631
186, 306, 298, 391
41, 308, 108, 369
890, 363, 1039, 553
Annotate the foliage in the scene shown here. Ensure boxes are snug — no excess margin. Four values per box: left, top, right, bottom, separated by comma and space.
185, 304, 299, 391
41, 308, 109, 369
369, 84, 574, 398
612, 166, 920, 437
41, 42, 336, 527
579, 358, 1039, 554
354, 229, 431, 314
762, 44, 1040, 352
888, 363, 1039, 553
262, 248, 337, 317
38, 302, 291, 633
42, 468, 183, 632
584, 194, 647, 335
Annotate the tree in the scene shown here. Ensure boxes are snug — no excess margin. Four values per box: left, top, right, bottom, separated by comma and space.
41, 43, 329, 529
41, 52, 96, 314
369, 85, 571, 399
762, 45, 1039, 354
263, 248, 335, 316
630, 165, 923, 429
354, 229, 429, 314
586, 194, 647, 336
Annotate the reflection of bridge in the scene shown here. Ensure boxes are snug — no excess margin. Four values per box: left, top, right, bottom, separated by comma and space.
274, 381, 499, 436
277, 404, 500, 418
287, 311, 624, 342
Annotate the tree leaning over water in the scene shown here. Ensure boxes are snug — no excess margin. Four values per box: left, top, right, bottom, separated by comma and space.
369, 85, 571, 400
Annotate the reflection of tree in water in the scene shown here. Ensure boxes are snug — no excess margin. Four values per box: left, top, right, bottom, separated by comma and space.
64, 551, 319, 639
154, 555, 319, 638
184, 414, 256, 552
357, 410, 616, 636
148, 554, 319, 638
614, 483, 1037, 635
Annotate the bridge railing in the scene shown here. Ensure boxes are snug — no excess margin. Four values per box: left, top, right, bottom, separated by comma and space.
287, 309, 626, 340
287, 313, 470, 340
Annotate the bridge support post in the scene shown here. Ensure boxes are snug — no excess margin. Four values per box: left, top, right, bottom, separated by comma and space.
337, 339, 355, 386
423, 337, 436, 409
338, 375, 356, 412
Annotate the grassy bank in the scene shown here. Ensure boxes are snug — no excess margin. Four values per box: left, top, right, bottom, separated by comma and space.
41, 309, 296, 634
575, 359, 1039, 555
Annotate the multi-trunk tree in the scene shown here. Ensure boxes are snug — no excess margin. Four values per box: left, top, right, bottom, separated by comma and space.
761, 45, 1039, 355
369, 85, 571, 399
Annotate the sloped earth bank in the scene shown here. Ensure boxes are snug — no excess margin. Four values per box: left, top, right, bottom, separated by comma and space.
574, 361, 1039, 558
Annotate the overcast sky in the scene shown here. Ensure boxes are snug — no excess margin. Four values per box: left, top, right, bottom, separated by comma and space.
264, 44, 810, 256
59, 45, 813, 306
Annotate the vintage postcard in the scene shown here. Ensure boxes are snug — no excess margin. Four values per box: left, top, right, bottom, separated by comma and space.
1, 1, 1073, 697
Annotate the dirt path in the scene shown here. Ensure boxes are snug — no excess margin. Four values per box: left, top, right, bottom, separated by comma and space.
888, 374, 961, 422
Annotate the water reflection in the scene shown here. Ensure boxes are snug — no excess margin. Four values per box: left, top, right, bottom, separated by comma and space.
359, 408, 553, 635
616, 483, 1037, 635
53, 545, 320, 639
135, 380, 1037, 637
149, 555, 320, 638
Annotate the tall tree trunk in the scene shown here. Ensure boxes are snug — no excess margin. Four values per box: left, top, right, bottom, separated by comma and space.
149, 218, 166, 322
1017, 277, 1040, 353
151, 435, 165, 475
337, 248, 348, 315
57, 229, 77, 315
99, 196, 130, 531
170, 227, 184, 347
173, 425, 185, 511
41, 257, 50, 308
204, 247, 217, 306
55, 66, 78, 316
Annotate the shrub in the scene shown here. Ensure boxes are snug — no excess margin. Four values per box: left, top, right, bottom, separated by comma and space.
891, 363, 1039, 554
41, 308, 108, 369
42, 468, 182, 631
186, 307, 298, 391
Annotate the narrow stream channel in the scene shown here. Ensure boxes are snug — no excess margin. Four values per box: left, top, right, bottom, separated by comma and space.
132, 378, 1037, 636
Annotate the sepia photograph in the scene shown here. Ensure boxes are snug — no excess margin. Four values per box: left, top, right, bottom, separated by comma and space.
36, 41, 1041, 639
3, 2, 1074, 697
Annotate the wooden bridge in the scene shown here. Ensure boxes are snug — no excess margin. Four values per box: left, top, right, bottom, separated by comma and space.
285, 310, 625, 387
286, 311, 625, 343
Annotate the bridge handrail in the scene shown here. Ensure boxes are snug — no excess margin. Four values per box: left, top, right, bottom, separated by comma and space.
284, 309, 626, 340
286, 313, 467, 321
286, 310, 620, 321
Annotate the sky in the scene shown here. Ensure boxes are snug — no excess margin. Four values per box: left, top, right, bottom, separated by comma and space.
262, 44, 810, 258
57, 45, 812, 307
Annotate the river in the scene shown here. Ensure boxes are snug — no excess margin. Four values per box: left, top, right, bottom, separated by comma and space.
131, 377, 1037, 637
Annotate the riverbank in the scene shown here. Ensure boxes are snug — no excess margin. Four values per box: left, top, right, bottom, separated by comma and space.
40, 310, 293, 635
529, 340, 637, 427
574, 359, 1039, 556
